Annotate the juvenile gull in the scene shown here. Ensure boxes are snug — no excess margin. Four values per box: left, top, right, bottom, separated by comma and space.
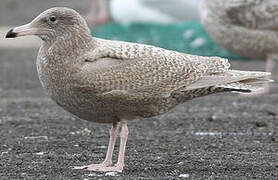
200, 0, 278, 94
6, 7, 271, 172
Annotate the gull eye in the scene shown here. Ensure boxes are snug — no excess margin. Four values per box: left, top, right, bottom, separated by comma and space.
49, 16, 57, 22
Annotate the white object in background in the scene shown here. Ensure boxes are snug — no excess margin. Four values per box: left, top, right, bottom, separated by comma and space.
110, 0, 204, 24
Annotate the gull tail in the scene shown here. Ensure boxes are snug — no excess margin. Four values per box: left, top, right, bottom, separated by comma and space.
216, 70, 272, 93
186, 70, 272, 94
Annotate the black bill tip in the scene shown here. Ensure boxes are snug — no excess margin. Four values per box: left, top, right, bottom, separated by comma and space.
6, 29, 17, 38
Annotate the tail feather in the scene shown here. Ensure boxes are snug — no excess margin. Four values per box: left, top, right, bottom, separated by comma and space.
238, 78, 274, 84
186, 70, 272, 93
217, 82, 257, 93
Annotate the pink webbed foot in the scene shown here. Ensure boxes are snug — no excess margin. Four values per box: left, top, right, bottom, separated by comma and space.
90, 165, 123, 173
73, 162, 124, 172
77, 164, 124, 172
72, 162, 111, 170
72, 164, 106, 170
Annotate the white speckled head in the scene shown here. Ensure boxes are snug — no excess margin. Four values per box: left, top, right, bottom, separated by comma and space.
6, 7, 91, 42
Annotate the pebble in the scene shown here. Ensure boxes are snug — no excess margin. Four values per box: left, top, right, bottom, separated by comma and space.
105, 172, 118, 176
179, 174, 190, 178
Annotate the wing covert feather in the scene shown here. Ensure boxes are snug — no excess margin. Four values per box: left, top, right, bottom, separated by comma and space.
73, 39, 230, 99
75, 57, 229, 99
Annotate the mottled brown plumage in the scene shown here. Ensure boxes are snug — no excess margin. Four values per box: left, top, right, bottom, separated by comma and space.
6, 7, 271, 172
200, 0, 278, 94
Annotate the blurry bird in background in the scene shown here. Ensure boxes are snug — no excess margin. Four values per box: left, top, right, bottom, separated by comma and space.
200, 0, 278, 95
86, 0, 203, 25
84, 0, 239, 60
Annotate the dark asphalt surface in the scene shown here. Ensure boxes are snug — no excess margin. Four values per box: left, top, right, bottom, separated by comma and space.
0, 1, 278, 179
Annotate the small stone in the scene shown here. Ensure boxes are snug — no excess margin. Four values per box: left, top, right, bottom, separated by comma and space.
179, 174, 190, 178
87, 173, 97, 177
208, 112, 225, 122
84, 128, 91, 133
266, 110, 276, 117
35, 152, 45, 155
255, 122, 267, 127
105, 172, 117, 176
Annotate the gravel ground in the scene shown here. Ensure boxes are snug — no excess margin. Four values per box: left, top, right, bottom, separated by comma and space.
0, 1, 278, 179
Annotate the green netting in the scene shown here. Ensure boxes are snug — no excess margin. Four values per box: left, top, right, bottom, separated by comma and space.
91, 21, 241, 59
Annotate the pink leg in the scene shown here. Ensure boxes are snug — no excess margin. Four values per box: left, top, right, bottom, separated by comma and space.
259, 58, 275, 94
102, 122, 119, 166
96, 0, 110, 25
262, 58, 275, 93
90, 121, 128, 172
85, 0, 99, 23
86, 0, 110, 25
244, 57, 275, 96
73, 122, 119, 170
73, 121, 129, 172
114, 121, 129, 171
